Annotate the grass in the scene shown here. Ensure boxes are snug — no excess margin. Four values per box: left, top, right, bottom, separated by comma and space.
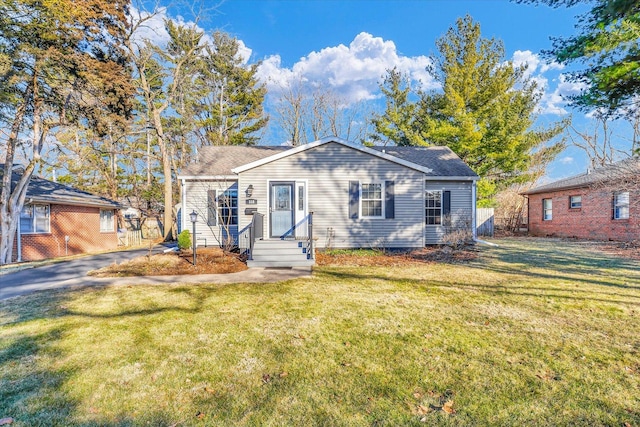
1, 237, 639, 426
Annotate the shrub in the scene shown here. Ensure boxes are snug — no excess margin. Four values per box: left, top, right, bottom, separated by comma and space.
177, 230, 192, 250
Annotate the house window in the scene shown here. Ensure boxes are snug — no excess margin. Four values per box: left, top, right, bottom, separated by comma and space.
218, 189, 238, 225
569, 195, 582, 209
20, 204, 50, 233
100, 209, 115, 232
361, 183, 383, 218
613, 191, 629, 220
425, 191, 442, 225
543, 198, 552, 220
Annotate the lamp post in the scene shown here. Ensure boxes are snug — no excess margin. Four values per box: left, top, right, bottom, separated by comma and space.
189, 210, 198, 266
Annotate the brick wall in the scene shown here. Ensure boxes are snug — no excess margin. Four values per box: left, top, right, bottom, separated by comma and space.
19, 204, 118, 261
527, 187, 640, 242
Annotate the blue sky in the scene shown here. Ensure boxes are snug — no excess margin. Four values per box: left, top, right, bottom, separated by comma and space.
144, 0, 635, 182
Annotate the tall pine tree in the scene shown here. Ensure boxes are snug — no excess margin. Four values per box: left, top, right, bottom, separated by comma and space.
371, 15, 566, 205
194, 31, 268, 146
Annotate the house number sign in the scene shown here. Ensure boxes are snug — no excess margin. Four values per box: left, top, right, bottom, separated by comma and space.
246, 198, 257, 205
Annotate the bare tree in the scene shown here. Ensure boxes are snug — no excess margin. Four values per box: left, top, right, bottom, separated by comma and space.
272, 76, 372, 145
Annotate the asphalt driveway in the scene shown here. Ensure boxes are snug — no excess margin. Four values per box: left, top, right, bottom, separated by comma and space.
0, 246, 172, 300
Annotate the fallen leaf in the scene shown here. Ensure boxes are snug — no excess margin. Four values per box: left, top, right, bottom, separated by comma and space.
442, 400, 455, 415
195, 411, 205, 419
344, 341, 351, 347
262, 374, 272, 383
624, 423, 631, 427
204, 386, 215, 394
417, 405, 432, 415
0, 418, 13, 426
340, 361, 351, 367
413, 392, 422, 399
279, 371, 288, 378
420, 416, 428, 423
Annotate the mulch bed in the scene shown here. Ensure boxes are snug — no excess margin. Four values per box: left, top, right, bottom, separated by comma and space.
315, 246, 479, 267
88, 247, 247, 277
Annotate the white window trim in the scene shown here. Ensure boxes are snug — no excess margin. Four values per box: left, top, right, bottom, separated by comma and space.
100, 209, 115, 232
425, 190, 443, 226
543, 198, 553, 221
613, 191, 630, 220
359, 181, 385, 219
20, 204, 50, 234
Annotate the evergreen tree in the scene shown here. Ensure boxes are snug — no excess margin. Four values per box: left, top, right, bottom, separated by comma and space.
369, 68, 426, 146
195, 31, 268, 146
518, 0, 640, 116
371, 15, 566, 205
0, 0, 132, 264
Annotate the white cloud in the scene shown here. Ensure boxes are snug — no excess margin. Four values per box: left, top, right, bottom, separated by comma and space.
257, 32, 435, 104
511, 50, 564, 78
559, 156, 574, 165
129, 7, 253, 62
538, 74, 587, 115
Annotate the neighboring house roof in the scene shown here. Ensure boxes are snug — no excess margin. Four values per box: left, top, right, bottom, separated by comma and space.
522, 157, 640, 195
0, 165, 121, 209
179, 137, 478, 180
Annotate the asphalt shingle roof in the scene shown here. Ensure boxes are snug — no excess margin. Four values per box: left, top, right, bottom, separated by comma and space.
523, 157, 640, 195
180, 142, 478, 178
1, 166, 121, 208
180, 146, 288, 176
369, 146, 477, 177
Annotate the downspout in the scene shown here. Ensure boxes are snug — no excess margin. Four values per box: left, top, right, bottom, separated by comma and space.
181, 178, 187, 234
472, 180, 477, 241
422, 175, 426, 247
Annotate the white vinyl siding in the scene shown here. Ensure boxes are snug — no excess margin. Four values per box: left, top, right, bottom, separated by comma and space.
183, 180, 238, 247
100, 209, 115, 232
20, 204, 50, 234
238, 142, 427, 249
424, 181, 473, 244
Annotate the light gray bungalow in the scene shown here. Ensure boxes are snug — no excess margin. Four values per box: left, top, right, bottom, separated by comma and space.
178, 137, 478, 267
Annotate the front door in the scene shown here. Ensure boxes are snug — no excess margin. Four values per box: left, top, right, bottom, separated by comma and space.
270, 182, 294, 238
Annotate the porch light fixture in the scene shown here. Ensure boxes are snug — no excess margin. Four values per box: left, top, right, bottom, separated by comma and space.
189, 210, 198, 266
246, 184, 254, 197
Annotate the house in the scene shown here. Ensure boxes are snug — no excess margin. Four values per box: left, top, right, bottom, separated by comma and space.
522, 157, 640, 242
178, 137, 479, 266
1, 166, 121, 262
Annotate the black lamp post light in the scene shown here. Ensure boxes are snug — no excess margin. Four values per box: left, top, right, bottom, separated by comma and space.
189, 210, 198, 266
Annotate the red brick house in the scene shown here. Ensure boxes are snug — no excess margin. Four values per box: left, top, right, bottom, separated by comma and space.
2, 168, 121, 262
523, 158, 640, 242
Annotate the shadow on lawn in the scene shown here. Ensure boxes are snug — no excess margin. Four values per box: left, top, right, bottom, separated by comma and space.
0, 285, 223, 425
318, 238, 640, 306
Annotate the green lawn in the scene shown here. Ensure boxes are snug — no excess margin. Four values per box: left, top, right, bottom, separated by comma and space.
1, 238, 639, 426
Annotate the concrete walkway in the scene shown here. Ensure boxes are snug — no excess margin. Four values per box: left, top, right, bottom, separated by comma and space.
0, 247, 312, 300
